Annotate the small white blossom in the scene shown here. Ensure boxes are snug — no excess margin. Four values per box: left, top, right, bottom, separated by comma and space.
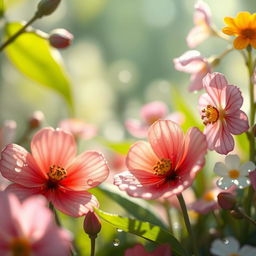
214, 154, 255, 190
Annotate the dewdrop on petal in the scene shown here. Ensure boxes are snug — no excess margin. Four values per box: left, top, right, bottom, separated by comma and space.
49, 29, 74, 49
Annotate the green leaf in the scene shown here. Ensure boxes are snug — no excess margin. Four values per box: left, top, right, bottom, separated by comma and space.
95, 208, 189, 256
4, 22, 74, 111
97, 184, 166, 228
98, 138, 133, 155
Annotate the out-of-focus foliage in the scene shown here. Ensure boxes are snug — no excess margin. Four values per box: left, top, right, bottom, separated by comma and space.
4, 22, 74, 111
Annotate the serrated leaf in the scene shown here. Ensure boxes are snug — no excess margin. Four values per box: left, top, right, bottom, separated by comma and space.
4, 22, 74, 110
97, 184, 166, 228
95, 208, 189, 256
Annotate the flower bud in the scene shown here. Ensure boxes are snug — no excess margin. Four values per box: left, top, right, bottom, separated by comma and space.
49, 29, 73, 49
29, 111, 44, 129
217, 192, 237, 210
36, 0, 61, 18
83, 211, 101, 238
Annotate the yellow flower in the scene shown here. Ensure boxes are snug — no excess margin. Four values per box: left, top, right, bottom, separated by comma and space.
222, 12, 256, 49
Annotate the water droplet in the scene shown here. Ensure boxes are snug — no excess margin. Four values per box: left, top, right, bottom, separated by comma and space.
116, 228, 123, 233
223, 239, 229, 245
113, 238, 120, 247
87, 179, 93, 186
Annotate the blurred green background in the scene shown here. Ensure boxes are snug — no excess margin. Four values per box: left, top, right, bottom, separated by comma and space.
1, 0, 256, 255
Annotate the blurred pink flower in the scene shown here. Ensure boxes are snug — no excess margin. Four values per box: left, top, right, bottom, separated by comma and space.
125, 244, 171, 256
0, 191, 71, 256
125, 101, 184, 138
58, 118, 97, 140
173, 50, 211, 92
0, 127, 109, 217
199, 72, 249, 154
187, 0, 213, 48
114, 120, 207, 199
189, 182, 236, 214
0, 120, 16, 191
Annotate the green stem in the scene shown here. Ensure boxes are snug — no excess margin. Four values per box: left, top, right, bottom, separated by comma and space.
0, 14, 38, 52
90, 237, 96, 256
177, 193, 199, 256
163, 199, 173, 233
49, 202, 61, 227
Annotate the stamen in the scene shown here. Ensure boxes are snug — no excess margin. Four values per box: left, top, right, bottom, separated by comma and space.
241, 28, 256, 39
10, 237, 31, 256
47, 165, 67, 181
153, 158, 171, 175
201, 105, 219, 125
228, 169, 240, 179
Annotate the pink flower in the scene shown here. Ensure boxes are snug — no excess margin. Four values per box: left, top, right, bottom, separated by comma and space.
124, 244, 171, 256
126, 101, 184, 138
114, 120, 207, 199
0, 127, 109, 217
199, 72, 249, 154
187, 0, 213, 48
173, 50, 211, 92
0, 191, 71, 256
58, 118, 97, 140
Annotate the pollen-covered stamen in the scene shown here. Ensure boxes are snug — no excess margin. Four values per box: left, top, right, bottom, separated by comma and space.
228, 169, 240, 179
153, 158, 171, 175
47, 164, 67, 181
201, 105, 219, 125
10, 237, 31, 256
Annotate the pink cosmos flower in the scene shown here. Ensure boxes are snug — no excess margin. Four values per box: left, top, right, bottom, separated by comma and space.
125, 101, 184, 138
58, 118, 97, 140
125, 244, 171, 256
114, 120, 207, 199
173, 50, 211, 92
0, 127, 109, 217
0, 191, 71, 256
199, 72, 249, 155
187, 0, 213, 48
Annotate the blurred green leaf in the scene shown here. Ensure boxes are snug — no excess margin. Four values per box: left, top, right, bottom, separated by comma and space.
171, 88, 203, 132
97, 184, 166, 228
95, 209, 189, 256
4, 22, 74, 111
0, 0, 4, 18
98, 138, 133, 155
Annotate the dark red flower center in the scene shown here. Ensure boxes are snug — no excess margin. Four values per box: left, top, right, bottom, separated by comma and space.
241, 28, 256, 39
46, 165, 67, 190
10, 237, 31, 256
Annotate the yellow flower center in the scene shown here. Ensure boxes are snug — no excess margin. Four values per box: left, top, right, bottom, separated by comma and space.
241, 28, 256, 39
10, 237, 31, 256
203, 191, 215, 201
201, 105, 219, 125
153, 158, 171, 175
228, 169, 240, 179
47, 165, 67, 181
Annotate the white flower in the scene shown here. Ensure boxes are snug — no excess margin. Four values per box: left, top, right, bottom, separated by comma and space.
214, 155, 255, 190
210, 236, 256, 256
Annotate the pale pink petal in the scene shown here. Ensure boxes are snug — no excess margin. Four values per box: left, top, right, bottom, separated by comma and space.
204, 122, 220, 151
225, 110, 249, 135
189, 199, 217, 214
61, 151, 109, 190
224, 85, 243, 113
125, 244, 148, 256
5, 184, 43, 201
194, 0, 212, 26
125, 119, 148, 138
173, 50, 206, 73
189, 67, 210, 92
203, 72, 228, 107
148, 120, 185, 168
140, 101, 168, 125
32, 228, 71, 256
166, 112, 185, 125
198, 93, 215, 108
177, 127, 207, 175
0, 144, 45, 187
152, 244, 172, 256
126, 141, 160, 174
186, 25, 210, 48
31, 128, 77, 174
48, 189, 99, 217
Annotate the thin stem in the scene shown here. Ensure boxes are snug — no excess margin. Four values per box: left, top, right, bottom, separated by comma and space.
0, 14, 38, 52
163, 199, 173, 233
177, 193, 199, 256
49, 202, 61, 227
90, 237, 96, 256
236, 207, 256, 227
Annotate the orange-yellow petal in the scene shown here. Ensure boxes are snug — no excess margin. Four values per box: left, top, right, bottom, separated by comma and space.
233, 36, 249, 49
249, 13, 256, 28
235, 12, 251, 28
222, 26, 237, 35
224, 17, 237, 28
